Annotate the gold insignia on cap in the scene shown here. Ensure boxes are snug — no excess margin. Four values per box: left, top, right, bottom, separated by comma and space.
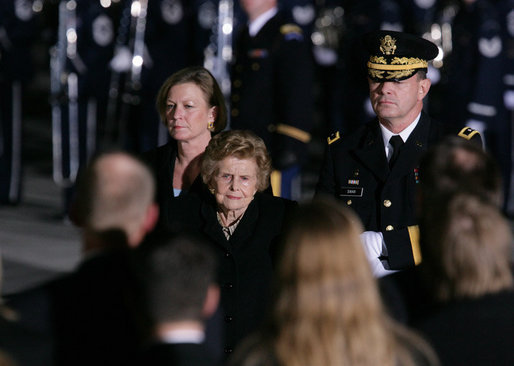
380, 35, 397, 55
458, 127, 480, 140
368, 56, 428, 70
327, 131, 341, 145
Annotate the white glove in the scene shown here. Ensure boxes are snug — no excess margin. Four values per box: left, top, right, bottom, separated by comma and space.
360, 231, 398, 278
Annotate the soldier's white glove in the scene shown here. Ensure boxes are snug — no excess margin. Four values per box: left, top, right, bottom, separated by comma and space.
360, 231, 398, 278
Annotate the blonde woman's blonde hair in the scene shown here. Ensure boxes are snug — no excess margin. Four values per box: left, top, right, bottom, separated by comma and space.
421, 193, 513, 301
233, 199, 438, 366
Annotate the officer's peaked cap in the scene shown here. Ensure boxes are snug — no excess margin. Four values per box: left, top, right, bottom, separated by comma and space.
364, 30, 439, 82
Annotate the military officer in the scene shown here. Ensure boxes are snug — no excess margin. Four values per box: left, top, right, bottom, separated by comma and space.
51, 0, 124, 215
230, 0, 315, 200
315, 30, 481, 276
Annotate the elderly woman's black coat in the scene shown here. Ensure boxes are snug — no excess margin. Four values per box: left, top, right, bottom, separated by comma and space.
167, 190, 297, 356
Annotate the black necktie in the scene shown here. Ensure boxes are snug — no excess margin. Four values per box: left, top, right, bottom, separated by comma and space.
389, 135, 404, 169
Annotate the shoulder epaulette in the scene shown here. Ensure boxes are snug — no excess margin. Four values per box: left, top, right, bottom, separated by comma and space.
457, 127, 480, 140
327, 131, 341, 145
280, 24, 303, 41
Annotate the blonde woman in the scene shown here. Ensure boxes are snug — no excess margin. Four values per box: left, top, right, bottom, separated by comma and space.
231, 199, 438, 366
414, 193, 514, 365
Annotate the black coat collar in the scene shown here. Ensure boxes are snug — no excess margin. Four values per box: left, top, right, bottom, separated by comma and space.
199, 193, 261, 249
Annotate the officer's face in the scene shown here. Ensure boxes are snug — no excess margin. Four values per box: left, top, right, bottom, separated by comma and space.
368, 75, 430, 130
165, 82, 216, 142
240, 0, 276, 20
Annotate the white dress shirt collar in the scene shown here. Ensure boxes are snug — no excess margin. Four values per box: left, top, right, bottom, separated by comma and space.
159, 329, 205, 345
248, 7, 278, 37
380, 113, 421, 158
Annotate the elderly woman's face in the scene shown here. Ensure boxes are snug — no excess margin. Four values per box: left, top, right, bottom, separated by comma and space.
166, 82, 215, 142
212, 156, 258, 215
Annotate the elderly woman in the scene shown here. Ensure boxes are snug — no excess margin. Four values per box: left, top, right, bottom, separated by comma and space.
142, 66, 227, 222
230, 199, 438, 366
167, 130, 297, 357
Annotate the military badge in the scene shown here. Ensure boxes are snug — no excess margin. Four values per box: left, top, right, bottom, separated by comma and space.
380, 35, 397, 55
327, 131, 340, 145
339, 187, 364, 197
414, 168, 419, 184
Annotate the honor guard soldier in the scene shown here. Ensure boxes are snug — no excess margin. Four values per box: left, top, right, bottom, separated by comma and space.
315, 30, 482, 276
230, 0, 315, 200
0, 0, 38, 205
438, 0, 509, 212
108, 0, 194, 154
499, 0, 514, 215
51, 0, 123, 215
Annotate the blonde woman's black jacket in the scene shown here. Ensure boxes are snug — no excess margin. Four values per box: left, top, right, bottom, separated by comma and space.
142, 140, 206, 225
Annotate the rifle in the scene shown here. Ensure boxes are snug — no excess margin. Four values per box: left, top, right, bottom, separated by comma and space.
104, 0, 148, 148
50, 0, 80, 188
204, 0, 234, 101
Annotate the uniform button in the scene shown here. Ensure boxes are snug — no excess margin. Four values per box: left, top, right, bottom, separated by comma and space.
386, 225, 394, 231
225, 282, 233, 289
383, 200, 392, 208
346, 200, 352, 206
231, 94, 240, 102
225, 251, 231, 257
251, 62, 260, 71
234, 79, 242, 87
224, 347, 233, 354
225, 316, 233, 322
231, 109, 239, 117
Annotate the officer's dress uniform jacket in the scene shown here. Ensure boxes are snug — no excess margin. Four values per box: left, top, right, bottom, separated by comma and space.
167, 190, 296, 356
136, 341, 217, 366
316, 111, 479, 270
230, 11, 314, 166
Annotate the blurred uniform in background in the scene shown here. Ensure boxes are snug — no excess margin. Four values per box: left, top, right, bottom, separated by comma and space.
107, 0, 195, 154
499, 0, 514, 215
435, 0, 511, 213
51, 0, 123, 213
230, 0, 315, 200
0, 0, 39, 205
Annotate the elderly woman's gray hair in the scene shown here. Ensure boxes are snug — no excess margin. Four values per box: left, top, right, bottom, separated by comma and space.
201, 130, 272, 191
